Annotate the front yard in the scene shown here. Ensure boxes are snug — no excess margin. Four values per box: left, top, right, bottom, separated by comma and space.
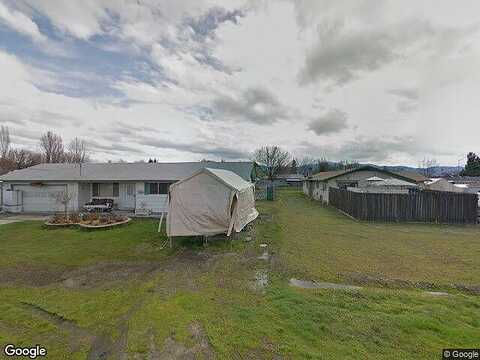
0, 189, 479, 359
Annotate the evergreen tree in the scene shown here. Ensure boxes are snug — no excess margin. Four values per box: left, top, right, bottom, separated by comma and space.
461, 152, 480, 176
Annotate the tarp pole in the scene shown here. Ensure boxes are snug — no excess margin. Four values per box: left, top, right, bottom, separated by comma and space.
227, 199, 238, 237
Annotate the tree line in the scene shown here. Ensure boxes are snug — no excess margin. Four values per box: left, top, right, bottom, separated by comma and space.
253, 145, 359, 181
0, 126, 90, 175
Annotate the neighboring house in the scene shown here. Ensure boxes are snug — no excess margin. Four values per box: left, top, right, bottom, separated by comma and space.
350, 177, 419, 194
303, 165, 427, 204
275, 173, 305, 187
423, 178, 465, 193
446, 176, 480, 194
0, 161, 254, 214
257, 173, 305, 188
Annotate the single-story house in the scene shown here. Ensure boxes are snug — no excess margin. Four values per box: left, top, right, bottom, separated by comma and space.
350, 177, 419, 194
256, 173, 305, 188
303, 165, 427, 204
446, 176, 480, 194
0, 161, 254, 214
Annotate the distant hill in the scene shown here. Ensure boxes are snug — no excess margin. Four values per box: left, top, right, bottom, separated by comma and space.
380, 165, 463, 177
292, 161, 463, 178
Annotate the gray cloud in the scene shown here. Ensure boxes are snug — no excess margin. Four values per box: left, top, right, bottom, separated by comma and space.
396, 100, 418, 113
387, 87, 420, 113
88, 140, 145, 155
299, 21, 435, 85
29, 110, 82, 127
387, 87, 419, 100
298, 20, 477, 87
140, 136, 250, 160
210, 87, 290, 124
307, 109, 348, 135
92, 130, 251, 160
297, 136, 452, 163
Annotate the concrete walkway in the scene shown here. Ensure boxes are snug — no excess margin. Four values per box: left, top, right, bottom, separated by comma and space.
0, 215, 48, 225
290, 278, 361, 290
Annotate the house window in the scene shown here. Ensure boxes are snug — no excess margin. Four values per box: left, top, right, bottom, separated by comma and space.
92, 183, 99, 197
144, 182, 170, 195
337, 181, 358, 190
113, 183, 119, 197
92, 183, 120, 197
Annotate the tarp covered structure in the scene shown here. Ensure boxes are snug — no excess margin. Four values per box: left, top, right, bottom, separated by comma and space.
166, 168, 258, 237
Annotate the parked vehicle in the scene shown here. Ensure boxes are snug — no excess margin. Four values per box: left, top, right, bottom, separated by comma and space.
84, 198, 114, 212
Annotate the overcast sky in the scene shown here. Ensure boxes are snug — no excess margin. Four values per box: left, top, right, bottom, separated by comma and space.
0, 0, 479, 166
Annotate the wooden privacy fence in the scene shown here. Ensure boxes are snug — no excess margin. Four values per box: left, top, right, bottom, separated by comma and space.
329, 188, 478, 224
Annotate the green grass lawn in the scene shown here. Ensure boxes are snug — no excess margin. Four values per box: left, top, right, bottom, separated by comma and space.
258, 189, 480, 288
0, 191, 479, 359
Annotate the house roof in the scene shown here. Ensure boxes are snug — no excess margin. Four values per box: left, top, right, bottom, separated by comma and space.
308, 165, 427, 184
370, 178, 419, 187
395, 171, 428, 183
0, 161, 254, 182
275, 173, 305, 180
171, 167, 252, 191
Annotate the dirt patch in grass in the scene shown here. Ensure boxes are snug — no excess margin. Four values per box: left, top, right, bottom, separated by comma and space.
343, 272, 480, 295
0, 266, 65, 286
155, 321, 215, 360
0, 261, 162, 288
21, 302, 94, 354
61, 262, 161, 289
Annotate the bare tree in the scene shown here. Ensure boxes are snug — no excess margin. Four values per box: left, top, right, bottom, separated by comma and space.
66, 137, 89, 163
0, 125, 10, 159
40, 131, 64, 163
418, 157, 438, 177
254, 145, 291, 181
298, 156, 316, 176
8, 149, 42, 169
54, 191, 73, 218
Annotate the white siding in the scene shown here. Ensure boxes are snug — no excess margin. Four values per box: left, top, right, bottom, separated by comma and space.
118, 182, 136, 210
5, 182, 79, 213
136, 194, 168, 213
78, 183, 91, 210
303, 180, 329, 203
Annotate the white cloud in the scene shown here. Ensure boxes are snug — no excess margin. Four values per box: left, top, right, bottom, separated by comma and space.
0, 1, 46, 42
1, 1, 480, 166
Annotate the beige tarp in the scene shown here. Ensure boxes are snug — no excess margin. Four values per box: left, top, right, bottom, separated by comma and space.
166, 168, 258, 237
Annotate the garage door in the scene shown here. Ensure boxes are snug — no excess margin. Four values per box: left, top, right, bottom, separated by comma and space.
14, 185, 67, 213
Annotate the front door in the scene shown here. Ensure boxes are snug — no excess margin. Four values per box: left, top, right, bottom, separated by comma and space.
119, 183, 136, 210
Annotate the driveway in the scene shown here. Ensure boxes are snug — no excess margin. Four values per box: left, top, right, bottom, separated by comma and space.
0, 214, 48, 225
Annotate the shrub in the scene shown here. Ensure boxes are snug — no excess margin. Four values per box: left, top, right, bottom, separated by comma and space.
50, 213, 68, 224
86, 212, 99, 222
68, 213, 80, 223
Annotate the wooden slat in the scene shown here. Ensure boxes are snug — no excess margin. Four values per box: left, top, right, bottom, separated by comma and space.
329, 188, 478, 224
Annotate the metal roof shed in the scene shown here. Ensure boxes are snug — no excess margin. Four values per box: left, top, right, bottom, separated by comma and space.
166, 168, 258, 237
